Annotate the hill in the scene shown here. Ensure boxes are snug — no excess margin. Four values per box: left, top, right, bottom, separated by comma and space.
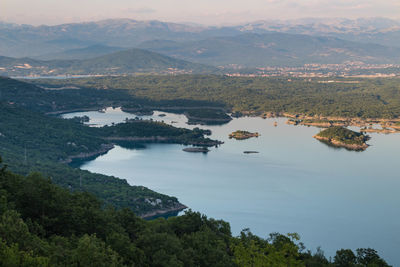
138, 32, 400, 67
0, 77, 221, 216
0, 48, 215, 76
35, 44, 125, 60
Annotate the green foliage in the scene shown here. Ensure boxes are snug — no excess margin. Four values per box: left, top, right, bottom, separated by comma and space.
0, 239, 50, 267
0, 104, 196, 215
0, 79, 218, 215
231, 230, 306, 267
316, 127, 369, 146
0, 163, 392, 266
32, 75, 400, 119
185, 109, 232, 124
334, 249, 357, 267
74, 234, 123, 267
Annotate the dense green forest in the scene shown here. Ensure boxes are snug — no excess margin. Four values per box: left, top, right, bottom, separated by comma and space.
0, 102, 196, 216
0, 77, 222, 216
32, 75, 400, 119
0, 158, 391, 266
316, 127, 370, 146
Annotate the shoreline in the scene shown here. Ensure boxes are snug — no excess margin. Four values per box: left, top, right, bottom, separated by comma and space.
63, 143, 188, 220
52, 105, 400, 133
61, 143, 115, 164
104, 136, 223, 147
313, 135, 369, 151
46, 107, 107, 115
140, 204, 188, 219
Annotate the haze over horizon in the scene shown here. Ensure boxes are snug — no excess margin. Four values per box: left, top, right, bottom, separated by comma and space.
2, 0, 400, 26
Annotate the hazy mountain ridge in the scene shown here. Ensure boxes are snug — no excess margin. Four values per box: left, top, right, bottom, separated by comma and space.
0, 19, 232, 57
34, 44, 125, 60
0, 48, 215, 76
235, 18, 400, 47
238, 18, 400, 33
138, 32, 400, 67
1, 17, 400, 68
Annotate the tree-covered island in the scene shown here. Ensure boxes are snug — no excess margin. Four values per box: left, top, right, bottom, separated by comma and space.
185, 109, 232, 125
314, 126, 370, 151
229, 130, 260, 140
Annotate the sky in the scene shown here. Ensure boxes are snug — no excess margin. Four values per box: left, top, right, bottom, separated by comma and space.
1, 0, 400, 26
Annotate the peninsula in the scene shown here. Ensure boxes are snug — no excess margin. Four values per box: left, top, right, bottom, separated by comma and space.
314, 126, 370, 151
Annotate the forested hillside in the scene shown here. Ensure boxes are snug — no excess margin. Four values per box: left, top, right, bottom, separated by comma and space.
34, 75, 400, 119
0, 77, 221, 216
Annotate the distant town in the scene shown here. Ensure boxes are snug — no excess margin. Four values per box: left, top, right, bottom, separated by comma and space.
224, 62, 400, 78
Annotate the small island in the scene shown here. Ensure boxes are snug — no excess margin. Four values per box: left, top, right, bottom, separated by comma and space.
243, 151, 259, 154
229, 130, 260, 140
183, 147, 210, 153
314, 126, 370, 151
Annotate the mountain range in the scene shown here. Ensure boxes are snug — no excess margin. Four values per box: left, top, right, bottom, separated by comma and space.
138, 32, 400, 67
0, 48, 214, 76
2, 17, 400, 57
1, 18, 400, 73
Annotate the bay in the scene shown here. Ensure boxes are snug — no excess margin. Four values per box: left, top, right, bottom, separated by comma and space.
63, 108, 400, 265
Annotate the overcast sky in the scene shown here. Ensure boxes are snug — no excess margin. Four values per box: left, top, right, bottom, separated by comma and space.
2, 0, 400, 26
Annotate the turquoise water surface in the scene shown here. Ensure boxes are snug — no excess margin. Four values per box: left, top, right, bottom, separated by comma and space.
63, 108, 400, 265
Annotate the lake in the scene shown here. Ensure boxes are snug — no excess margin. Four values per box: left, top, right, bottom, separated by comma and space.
63, 108, 400, 265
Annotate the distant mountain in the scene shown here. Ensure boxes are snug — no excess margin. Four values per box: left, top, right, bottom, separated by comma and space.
35, 45, 125, 60
235, 18, 400, 47
0, 48, 215, 77
1, 17, 400, 61
138, 32, 400, 67
0, 19, 237, 58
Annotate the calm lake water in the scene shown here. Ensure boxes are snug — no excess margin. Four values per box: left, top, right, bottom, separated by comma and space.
63, 108, 400, 265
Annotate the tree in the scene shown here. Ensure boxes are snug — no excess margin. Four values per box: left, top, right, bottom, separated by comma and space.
334, 249, 356, 267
